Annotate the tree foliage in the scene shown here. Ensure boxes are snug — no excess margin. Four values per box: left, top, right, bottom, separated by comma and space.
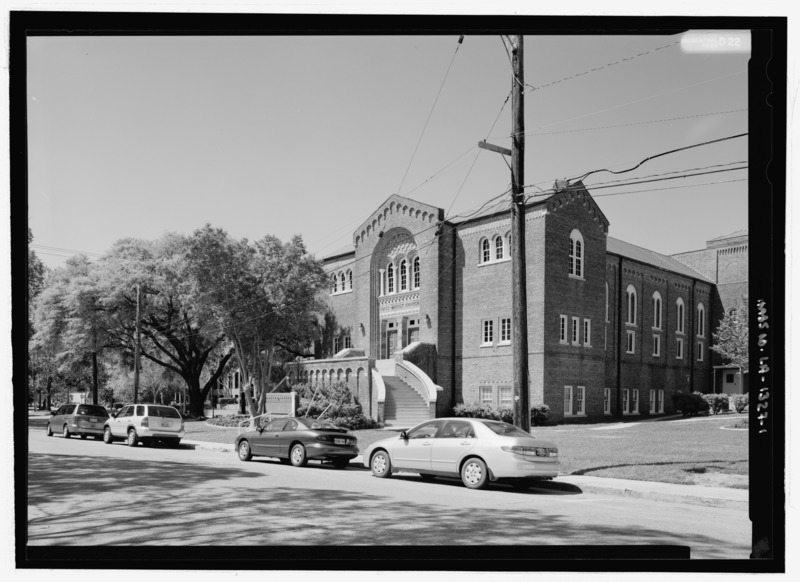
711, 296, 748, 372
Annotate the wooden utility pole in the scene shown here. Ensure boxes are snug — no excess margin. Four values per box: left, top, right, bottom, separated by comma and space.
510, 35, 530, 431
133, 283, 141, 404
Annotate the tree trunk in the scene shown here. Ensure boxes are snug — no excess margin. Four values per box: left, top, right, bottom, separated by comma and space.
46, 376, 52, 409
91, 350, 99, 405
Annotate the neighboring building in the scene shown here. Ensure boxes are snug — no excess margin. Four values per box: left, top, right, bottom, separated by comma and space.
285, 186, 747, 425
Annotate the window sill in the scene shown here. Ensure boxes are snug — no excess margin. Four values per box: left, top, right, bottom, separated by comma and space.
625, 350, 635, 355
568, 274, 585, 281
480, 343, 494, 348
331, 289, 353, 296
478, 258, 511, 268
497, 341, 511, 346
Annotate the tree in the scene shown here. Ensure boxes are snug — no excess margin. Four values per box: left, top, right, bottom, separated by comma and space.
711, 296, 749, 372
97, 234, 234, 416
186, 226, 327, 422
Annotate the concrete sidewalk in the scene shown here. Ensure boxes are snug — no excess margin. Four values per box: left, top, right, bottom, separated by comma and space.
183, 438, 748, 510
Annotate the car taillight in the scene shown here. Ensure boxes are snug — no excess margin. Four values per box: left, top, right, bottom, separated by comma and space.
501, 446, 557, 458
141, 417, 149, 427
316, 435, 332, 443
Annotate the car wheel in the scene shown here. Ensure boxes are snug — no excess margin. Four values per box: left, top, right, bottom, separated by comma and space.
103, 427, 114, 444
290, 443, 308, 467
332, 458, 349, 470
141, 439, 151, 447
45, 424, 53, 437
80, 434, 88, 440
461, 457, 489, 490
237, 440, 252, 462
62, 425, 71, 439
370, 450, 392, 478
419, 473, 437, 482
126, 428, 139, 447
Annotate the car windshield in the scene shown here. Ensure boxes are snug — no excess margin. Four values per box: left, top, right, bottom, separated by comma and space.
298, 418, 343, 431
148, 406, 181, 419
480, 420, 532, 437
76, 405, 109, 417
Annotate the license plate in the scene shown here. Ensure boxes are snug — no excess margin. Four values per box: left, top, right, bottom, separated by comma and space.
334, 438, 347, 445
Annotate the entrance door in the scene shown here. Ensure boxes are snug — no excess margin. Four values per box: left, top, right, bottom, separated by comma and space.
408, 327, 419, 344
386, 330, 397, 358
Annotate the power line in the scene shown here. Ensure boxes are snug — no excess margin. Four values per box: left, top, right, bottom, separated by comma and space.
588, 178, 747, 198
397, 35, 465, 195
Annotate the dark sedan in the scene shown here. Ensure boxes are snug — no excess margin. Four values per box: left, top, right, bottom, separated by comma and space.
235, 416, 358, 469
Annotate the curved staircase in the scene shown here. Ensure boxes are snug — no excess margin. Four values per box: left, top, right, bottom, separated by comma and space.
376, 359, 430, 428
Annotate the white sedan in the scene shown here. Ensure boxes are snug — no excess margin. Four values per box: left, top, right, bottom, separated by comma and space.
363, 417, 560, 490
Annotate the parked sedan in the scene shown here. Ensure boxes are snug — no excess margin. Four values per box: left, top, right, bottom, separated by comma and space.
363, 417, 561, 490
235, 417, 358, 469
46, 403, 110, 439
103, 404, 184, 447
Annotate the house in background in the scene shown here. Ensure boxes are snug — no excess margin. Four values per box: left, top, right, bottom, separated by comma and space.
285, 186, 748, 425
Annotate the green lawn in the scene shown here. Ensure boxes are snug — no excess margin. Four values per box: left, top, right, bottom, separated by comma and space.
184, 413, 748, 488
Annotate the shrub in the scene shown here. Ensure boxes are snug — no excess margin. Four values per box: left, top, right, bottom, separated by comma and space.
452, 403, 548, 426
703, 393, 730, 415
293, 382, 379, 430
671, 391, 710, 417
731, 393, 749, 413
531, 404, 550, 426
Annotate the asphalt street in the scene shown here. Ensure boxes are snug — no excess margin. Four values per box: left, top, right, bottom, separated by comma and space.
25, 427, 751, 559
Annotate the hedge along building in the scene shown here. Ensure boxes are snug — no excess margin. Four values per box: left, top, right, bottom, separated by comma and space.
286, 185, 740, 425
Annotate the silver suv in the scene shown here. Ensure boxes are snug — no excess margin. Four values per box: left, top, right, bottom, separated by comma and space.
46, 403, 110, 439
103, 404, 184, 447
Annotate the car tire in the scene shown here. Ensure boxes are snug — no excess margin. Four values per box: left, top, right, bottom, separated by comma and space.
141, 439, 151, 447
332, 458, 349, 470
419, 473, 437, 482
237, 440, 253, 462
370, 450, 392, 478
62, 425, 71, 439
126, 428, 139, 447
290, 443, 308, 467
45, 424, 53, 437
103, 427, 114, 444
461, 457, 489, 490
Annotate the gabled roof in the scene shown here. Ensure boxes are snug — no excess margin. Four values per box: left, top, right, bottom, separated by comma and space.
708, 229, 748, 242
319, 243, 355, 262
607, 237, 714, 283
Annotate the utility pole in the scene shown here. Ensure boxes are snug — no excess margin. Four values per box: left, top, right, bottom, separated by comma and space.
133, 283, 141, 404
510, 35, 530, 431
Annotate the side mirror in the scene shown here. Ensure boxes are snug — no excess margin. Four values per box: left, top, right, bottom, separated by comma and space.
257, 426, 264, 433
111, 413, 117, 418
399, 431, 408, 440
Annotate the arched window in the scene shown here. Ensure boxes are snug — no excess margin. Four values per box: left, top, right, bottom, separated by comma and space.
481, 238, 491, 264
400, 260, 408, 291
495, 235, 504, 260
605, 282, 609, 322
652, 291, 662, 330
626, 284, 637, 325
697, 303, 705, 337
332, 274, 338, 293
413, 257, 420, 289
569, 229, 584, 278
340, 272, 346, 292
348, 269, 352, 290
387, 263, 395, 294
676, 298, 685, 333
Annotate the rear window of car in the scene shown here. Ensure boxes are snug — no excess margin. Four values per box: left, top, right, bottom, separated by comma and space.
481, 420, 532, 437
147, 406, 181, 419
75, 405, 109, 418
304, 420, 343, 430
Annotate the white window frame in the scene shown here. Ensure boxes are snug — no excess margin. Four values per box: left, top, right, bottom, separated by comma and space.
412, 257, 420, 289
481, 319, 494, 346
626, 330, 636, 354
676, 337, 684, 360
652, 334, 661, 357
658, 389, 665, 413
652, 291, 662, 330
697, 302, 705, 337
333, 337, 342, 353
568, 229, 584, 280
340, 272, 346, 292
559, 315, 568, 345
500, 317, 511, 344
494, 235, 505, 261
348, 269, 353, 290
676, 298, 685, 334
387, 263, 395, 294
564, 386, 574, 417
571, 316, 580, 345
583, 318, 591, 347
344, 336, 352, 349
480, 238, 491, 264
626, 284, 637, 326
479, 385, 493, 406
649, 389, 656, 413
498, 385, 513, 409
332, 274, 338, 294
605, 282, 610, 322
576, 386, 585, 416
622, 389, 629, 414
399, 259, 408, 292
697, 341, 704, 361
603, 388, 611, 415
631, 389, 639, 414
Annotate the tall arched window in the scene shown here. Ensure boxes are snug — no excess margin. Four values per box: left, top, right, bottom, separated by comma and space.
340, 272, 346, 292
348, 269, 352, 290
387, 263, 395, 294
332, 274, 338, 293
569, 229, 584, 278
413, 257, 420, 289
652, 291, 662, 330
605, 282, 609, 322
697, 303, 705, 337
400, 260, 408, 291
495, 235, 504, 260
676, 298, 685, 333
626, 284, 637, 325
481, 238, 491, 264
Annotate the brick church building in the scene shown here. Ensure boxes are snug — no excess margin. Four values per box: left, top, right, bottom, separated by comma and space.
285, 183, 748, 426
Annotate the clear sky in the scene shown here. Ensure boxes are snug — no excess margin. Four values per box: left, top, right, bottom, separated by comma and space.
26, 31, 749, 269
